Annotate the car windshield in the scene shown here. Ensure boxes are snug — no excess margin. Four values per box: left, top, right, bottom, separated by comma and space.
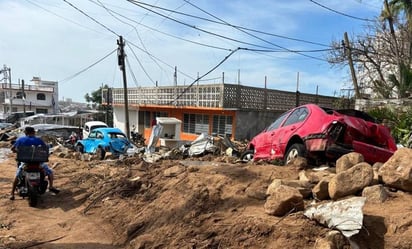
91, 125, 108, 130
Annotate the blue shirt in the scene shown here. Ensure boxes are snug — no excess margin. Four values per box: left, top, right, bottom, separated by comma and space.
14, 135, 46, 148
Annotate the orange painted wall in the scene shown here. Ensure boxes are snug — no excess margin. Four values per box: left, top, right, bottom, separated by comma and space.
138, 105, 237, 143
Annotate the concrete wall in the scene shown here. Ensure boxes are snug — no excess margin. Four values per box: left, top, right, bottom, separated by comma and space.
235, 110, 284, 141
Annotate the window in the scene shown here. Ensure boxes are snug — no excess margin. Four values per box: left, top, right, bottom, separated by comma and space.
36, 108, 48, 114
37, 93, 46, 100
139, 111, 168, 128
183, 114, 209, 134
267, 111, 290, 131
212, 115, 232, 137
16, 92, 25, 99
283, 107, 308, 126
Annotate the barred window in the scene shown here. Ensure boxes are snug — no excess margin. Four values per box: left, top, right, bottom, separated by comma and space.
139, 111, 168, 128
212, 115, 232, 137
183, 114, 209, 134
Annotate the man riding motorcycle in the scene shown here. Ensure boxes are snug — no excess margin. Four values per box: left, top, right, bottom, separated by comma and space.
10, 126, 60, 201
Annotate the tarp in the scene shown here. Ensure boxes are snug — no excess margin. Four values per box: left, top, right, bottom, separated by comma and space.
304, 197, 366, 238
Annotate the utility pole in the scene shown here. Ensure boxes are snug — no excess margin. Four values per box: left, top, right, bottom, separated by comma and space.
343, 32, 361, 99
117, 36, 130, 139
22, 79, 26, 114
295, 72, 300, 107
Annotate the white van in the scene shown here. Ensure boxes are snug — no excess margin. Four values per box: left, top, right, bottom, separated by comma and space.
82, 121, 108, 138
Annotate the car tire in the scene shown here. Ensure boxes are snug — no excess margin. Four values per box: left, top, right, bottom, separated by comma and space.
240, 150, 254, 162
96, 147, 106, 160
284, 143, 306, 165
75, 144, 84, 153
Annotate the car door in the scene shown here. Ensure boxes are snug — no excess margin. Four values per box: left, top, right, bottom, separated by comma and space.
254, 111, 290, 159
83, 130, 103, 153
273, 107, 309, 155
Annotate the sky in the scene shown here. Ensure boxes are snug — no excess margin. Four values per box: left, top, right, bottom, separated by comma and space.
0, 0, 384, 103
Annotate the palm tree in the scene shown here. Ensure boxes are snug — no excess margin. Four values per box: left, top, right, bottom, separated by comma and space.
381, 0, 412, 98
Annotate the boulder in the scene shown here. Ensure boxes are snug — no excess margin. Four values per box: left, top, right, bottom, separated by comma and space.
266, 179, 313, 198
312, 176, 334, 200
313, 230, 350, 249
379, 148, 412, 192
264, 185, 304, 216
328, 162, 373, 200
287, 156, 308, 169
362, 185, 389, 203
299, 168, 335, 184
335, 152, 364, 173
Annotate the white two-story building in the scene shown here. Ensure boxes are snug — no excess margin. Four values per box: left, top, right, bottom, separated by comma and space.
0, 76, 58, 115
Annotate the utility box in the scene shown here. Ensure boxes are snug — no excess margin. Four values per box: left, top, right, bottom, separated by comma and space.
156, 117, 183, 148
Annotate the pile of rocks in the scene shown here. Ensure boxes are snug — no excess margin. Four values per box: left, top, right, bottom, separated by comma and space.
264, 148, 412, 216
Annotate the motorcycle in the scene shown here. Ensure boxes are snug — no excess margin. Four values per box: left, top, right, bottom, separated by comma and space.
131, 130, 145, 147
16, 163, 48, 207
15, 145, 50, 207
64, 131, 79, 149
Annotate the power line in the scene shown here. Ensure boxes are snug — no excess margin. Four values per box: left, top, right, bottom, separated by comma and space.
63, 0, 119, 36
25, 0, 108, 35
60, 49, 117, 82
125, 55, 139, 87
183, 0, 327, 61
127, 0, 278, 51
126, 43, 157, 86
131, 0, 330, 47
309, 0, 374, 22
169, 48, 240, 104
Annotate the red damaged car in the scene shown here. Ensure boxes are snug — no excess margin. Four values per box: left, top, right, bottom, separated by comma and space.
242, 104, 397, 165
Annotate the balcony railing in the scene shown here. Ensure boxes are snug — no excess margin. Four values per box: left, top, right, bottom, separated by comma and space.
0, 83, 54, 92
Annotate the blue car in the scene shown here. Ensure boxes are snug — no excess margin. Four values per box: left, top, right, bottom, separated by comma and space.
75, 127, 131, 160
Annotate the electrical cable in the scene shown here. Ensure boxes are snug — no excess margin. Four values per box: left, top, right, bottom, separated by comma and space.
63, 0, 119, 36
168, 48, 240, 104
59, 49, 117, 82
309, 0, 374, 22
131, 0, 330, 47
126, 43, 157, 86
183, 0, 327, 61
125, 55, 139, 87
127, 0, 278, 51
24, 0, 107, 35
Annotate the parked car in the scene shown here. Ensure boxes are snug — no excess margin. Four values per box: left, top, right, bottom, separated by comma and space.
82, 121, 108, 139
242, 104, 397, 165
75, 127, 131, 159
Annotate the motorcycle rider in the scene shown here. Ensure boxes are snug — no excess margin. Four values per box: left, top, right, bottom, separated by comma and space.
10, 126, 60, 201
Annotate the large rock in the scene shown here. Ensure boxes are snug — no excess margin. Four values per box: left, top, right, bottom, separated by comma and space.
314, 230, 350, 249
266, 179, 313, 198
264, 185, 304, 216
312, 176, 334, 200
335, 152, 364, 174
362, 185, 389, 203
299, 168, 335, 184
328, 162, 373, 200
379, 148, 412, 192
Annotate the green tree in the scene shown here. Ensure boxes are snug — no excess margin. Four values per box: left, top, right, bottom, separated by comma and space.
84, 84, 113, 126
328, 0, 412, 99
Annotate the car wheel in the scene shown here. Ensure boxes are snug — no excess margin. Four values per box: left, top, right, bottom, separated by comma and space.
96, 147, 106, 160
284, 143, 306, 165
75, 144, 84, 153
240, 150, 254, 162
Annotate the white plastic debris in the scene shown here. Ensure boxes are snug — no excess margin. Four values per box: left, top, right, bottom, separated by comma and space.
304, 197, 366, 238
188, 133, 217, 157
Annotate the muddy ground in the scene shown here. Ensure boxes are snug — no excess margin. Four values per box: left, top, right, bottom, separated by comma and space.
1, 147, 412, 249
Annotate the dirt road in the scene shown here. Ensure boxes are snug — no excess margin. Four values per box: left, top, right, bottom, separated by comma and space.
1, 148, 412, 248
0, 152, 121, 249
